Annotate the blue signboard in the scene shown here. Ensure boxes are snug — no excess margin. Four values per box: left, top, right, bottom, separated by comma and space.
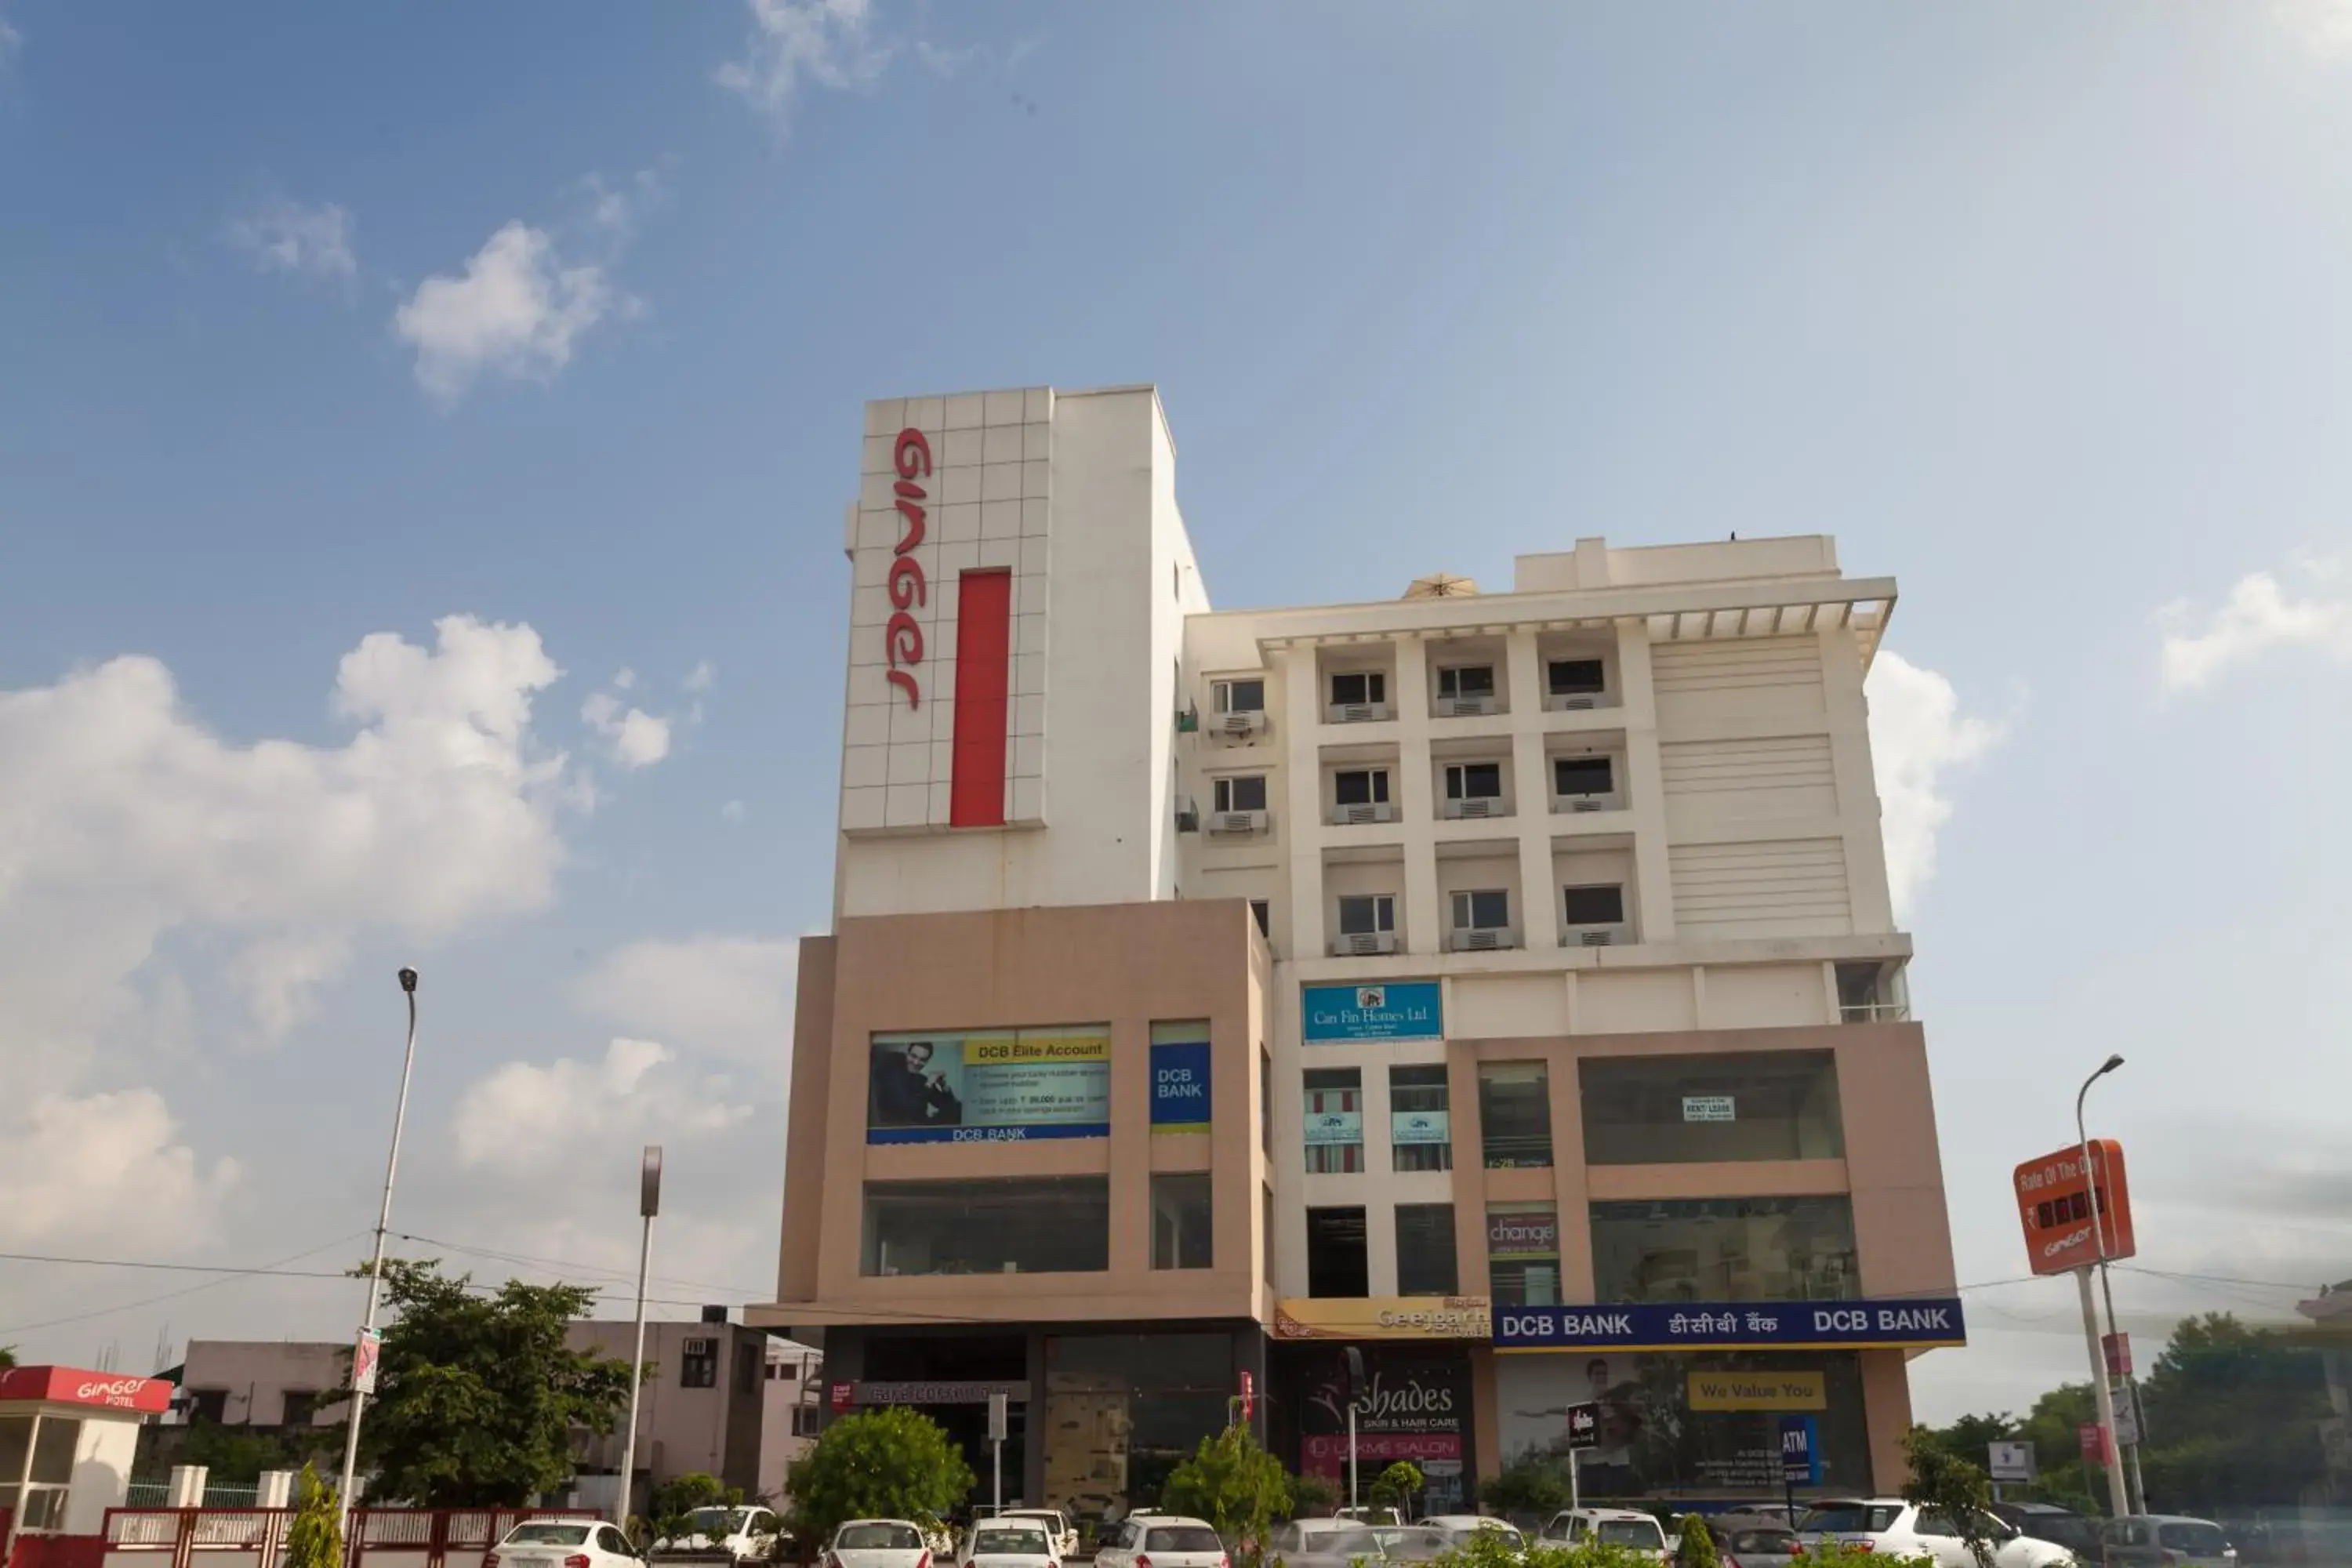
1493, 1297, 1966, 1352
1151, 1040, 1212, 1131
1303, 982, 1443, 1044
1779, 1416, 1820, 1486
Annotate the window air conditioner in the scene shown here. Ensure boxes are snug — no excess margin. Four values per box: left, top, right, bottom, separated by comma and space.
1330, 801, 1397, 826
1563, 924, 1632, 948
1548, 694, 1601, 711
1175, 805, 1201, 833
1450, 927, 1513, 952
1437, 695, 1497, 717
1443, 797, 1500, 819
1216, 711, 1267, 738
1332, 931, 1398, 956
1327, 702, 1388, 724
1561, 793, 1622, 814
1207, 810, 1269, 836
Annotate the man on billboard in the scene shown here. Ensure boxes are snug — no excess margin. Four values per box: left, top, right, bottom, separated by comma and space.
871, 1038, 964, 1127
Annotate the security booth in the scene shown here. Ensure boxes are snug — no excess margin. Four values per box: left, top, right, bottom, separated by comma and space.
0, 1367, 172, 1568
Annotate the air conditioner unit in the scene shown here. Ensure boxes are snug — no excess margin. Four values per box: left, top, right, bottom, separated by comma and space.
1436, 695, 1496, 717
1330, 801, 1397, 826
1216, 711, 1267, 738
1548, 694, 1602, 711
1331, 931, 1398, 956
1449, 927, 1515, 952
1175, 805, 1201, 833
1443, 797, 1501, 819
1559, 793, 1621, 814
1563, 924, 1632, 948
1207, 809, 1269, 836
1327, 702, 1389, 724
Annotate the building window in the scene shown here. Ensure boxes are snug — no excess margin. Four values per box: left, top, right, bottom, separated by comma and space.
1395, 1204, 1460, 1295
1333, 768, 1390, 805
1214, 678, 1265, 713
186, 1389, 228, 1425
1212, 775, 1268, 813
1443, 762, 1503, 800
1260, 1048, 1273, 1154
1152, 1172, 1214, 1269
737, 1341, 761, 1395
1580, 1051, 1843, 1165
1837, 960, 1911, 1023
862, 1176, 1111, 1276
1548, 658, 1606, 696
1262, 1185, 1277, 1287
1330, 670, 1386, 707
1554, 756, 1614, 797
279, 1391, 318, 1427
681, 1338, 719, 1388
1563, 884, 1626, 927
1479, 1062, 1552, 1168
1590, 1196, 1860, 1303
792, 1405, 822, 1437
1436, 666, 1495, 700
1306, 1207, 1369, 1298
1450, 889, 1511, 932
1250, 898, 1271, 936
1389, 1064, 1453, 1172
1486, 1203, 1560, 1307
1304, 1068, 1364, 1174
1337, 894, 1396, 935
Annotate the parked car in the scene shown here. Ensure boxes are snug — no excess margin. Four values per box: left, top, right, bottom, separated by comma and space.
990, 1512, 1079, 1560
1991, 1505, 2100, 1563
1094, 1517, 1229, 1568
1542, 1509, 1670, 1559
1798, 1501, 2078, 1568
490, 1520, 645, 1568
826, 1520, 935, 1568
653, 1507, 785, 1566
2098, 1516, 2238, 1568
1371, 1527, 1457, 1562
1334, 1509, 1406, 1528
1708, 1522, 1797, 1568
1266, 1521, 1385, 1568
961, 1521, 1060, 1568
1419, 1517, 1526, 1552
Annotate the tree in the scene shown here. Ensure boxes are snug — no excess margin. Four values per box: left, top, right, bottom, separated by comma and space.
1475, 1455, 1570, 1521
1159, 1425, 1290, 1565
648, 1473, 745, 1544
1674, 1515, 1719, 1568
0, 1347, 16, 1370
1368, 1461, 1424, 1515
784, 1408, 973, 1544
1902, 1427, 1998, 1568
346, 1260, 637, 1507
1286, 1472, 1338, 1518
285, 1465, 343, 1568
2136, 1312, 2330, 1513
172, 1422, 332, 1484
1915, 1414, 2020, 1467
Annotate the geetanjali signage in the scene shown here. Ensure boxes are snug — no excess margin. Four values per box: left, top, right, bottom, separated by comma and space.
1494, 1297, 1967, 1352
883, 427, 933, 709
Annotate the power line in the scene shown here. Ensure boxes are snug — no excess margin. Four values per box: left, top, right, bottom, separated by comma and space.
0, 1232, 372, 1339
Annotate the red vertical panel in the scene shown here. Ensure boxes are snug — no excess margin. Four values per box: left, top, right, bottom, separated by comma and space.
950, 568, 1014, 826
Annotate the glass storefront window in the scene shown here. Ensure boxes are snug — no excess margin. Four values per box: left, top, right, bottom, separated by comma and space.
1305, 1068, 1364, 1174
1396, 1203, 1459, 1295
1486, 1203, 1559, 1307
862, 1177, 1109, 1276
1152, 1172, 1212, 1269
1580, 1051, 1843, 1165
1589, 1196, 1860, 1303
1479, 1062, 1552, 1168
1390, 1065, 1452, 1172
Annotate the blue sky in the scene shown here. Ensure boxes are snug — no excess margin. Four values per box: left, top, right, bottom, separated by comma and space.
4, 0, 2352, 1421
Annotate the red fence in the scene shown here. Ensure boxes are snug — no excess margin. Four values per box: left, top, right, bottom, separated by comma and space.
81, 1508, 603, 1568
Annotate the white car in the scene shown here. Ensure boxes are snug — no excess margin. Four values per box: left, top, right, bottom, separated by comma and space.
962, 1521, 1060, 1568
990, 1511, 1078, 1559
1419, 1517, 1525, 1551
1093, 1515, 1228, 1568
490, 1520, 644, 1568
1542, 1509, 1668, 1559
1798, 1501, 2078, 1568
655, 1507, 785, 1564
825, 1520, 935, 1568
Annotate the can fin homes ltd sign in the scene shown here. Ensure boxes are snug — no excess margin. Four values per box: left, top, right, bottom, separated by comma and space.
884, 427, 931, 709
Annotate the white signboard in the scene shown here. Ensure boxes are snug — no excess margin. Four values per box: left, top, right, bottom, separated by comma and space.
1987, 1440, 2035, 1482
1305, 1109, 1364, 1146
1682, 1095, 1737, 1122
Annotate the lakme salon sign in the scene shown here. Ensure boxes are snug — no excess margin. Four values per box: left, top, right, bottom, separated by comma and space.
884, 427, 932, 709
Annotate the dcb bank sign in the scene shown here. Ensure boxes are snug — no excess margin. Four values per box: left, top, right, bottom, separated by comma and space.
1152, 1039, 1212, 1132
1494, 1297, 1967, 1352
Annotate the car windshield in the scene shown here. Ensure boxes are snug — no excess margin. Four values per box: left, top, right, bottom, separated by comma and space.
687, 1511, 753, 1534
1145, 1527, 1225, 1553
2160, 1524, 2230, 1555
1007, 1515, 1064, 1530
505, 1526, 593, 1547
1599, 1523, 1664, 1548
1800, 1507, 1902, 1534
972, 1530, 1050, 1555
838, 1526, 923, 1550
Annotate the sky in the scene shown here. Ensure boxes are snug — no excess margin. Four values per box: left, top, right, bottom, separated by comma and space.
3, 0, 2352, 1426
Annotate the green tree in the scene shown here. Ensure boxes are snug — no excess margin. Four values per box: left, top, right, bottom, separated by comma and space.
1915, 1414, 2021, 1467
0, 1347, 16, 1370
285, 1464, 343, 1568
1475, 1454, 1570, 1521
1674, 1515, 1719, 1568
164, 1421, 333, 1484
2016, 1382, 2100, 1512
1286, 1471, 1338, 1519
345, 1259, 637, 1507
648, 1473, 745, 1545
1902, 1427, 1998, 1568
1368, 1461, 1424, 1515
2137, 1312, 2331, 1512
1431, 1530, 1658, 1568
1159, 1425, 1290, 1565
784, 1408, 973, 1544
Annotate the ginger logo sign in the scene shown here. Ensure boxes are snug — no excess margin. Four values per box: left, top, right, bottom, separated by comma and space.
883, 427, 932, 709
2015, 1138, 2135, 1276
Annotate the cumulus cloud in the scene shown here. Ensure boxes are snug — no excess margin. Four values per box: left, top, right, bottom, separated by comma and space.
684, 660, 717, 695
572, 935, 797, 1063
582, 689, 672, 769
2276, 0, 2352, 59
452, 1037, 751, 1175
0, 1091, 238, 1252
394, 223, 619, 404
717, 0, 885, 125
1864, 651, 2004, 920
2157, 561, 2352, 693
225, 198, 358, 281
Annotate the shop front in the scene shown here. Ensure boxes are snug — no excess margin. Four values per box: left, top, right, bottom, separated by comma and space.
1269, 1299, 1490, 1515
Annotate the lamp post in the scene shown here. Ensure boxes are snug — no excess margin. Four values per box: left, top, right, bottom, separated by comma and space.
2078, 1055, 2147, 1514
615, 1146, 662, 1530
2074, 1054, 2131, 1519
336, 968, 423, 1534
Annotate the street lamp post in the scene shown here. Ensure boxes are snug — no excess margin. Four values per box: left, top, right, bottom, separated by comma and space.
615, 1147, 662, 1530
2074, 1054, 2131, 1520
2078, 1055, 2147, 1514
336, 968, 423, 1534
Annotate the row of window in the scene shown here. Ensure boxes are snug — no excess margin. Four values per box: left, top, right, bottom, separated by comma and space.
1300, 1050, 1843, 1172
1334, 884, 1628, 937
863, 1173, 1213, 1277
1211, 657, 1611, 719
1210, 755, 1619, 816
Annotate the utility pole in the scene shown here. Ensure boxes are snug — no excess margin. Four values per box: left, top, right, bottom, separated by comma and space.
336, 968, 422, 1534
616, 1146, 662, 1530
2074, 1056, 2130, 1519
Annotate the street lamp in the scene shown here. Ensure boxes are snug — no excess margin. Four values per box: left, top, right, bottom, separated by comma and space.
2078, 1054, 2147, 1513
337, 967, 423, 1534
615, 1146, 662, 1530
2074, 1054, 2131, 1519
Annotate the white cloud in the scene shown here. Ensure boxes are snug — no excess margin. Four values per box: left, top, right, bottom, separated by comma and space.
0, 17, 24, 70
225, 198, 358, 281
720, 799, 747, 824
2277, 0, 2352, 59
717, 0, 885, 125
2157, 562, 2352, 693
0, 1091, 238, 1252
582, 688, 673, 769
572, 935, 797, 1063
394, 223, 617, 404
1864, 651, 2003, 920
684, 659, 716, 694
452, 1037, 750, 1176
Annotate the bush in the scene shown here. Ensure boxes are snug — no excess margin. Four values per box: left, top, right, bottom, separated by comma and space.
1159, 1426, 1290, 1567
1432, 1529, 1661, 1568
1368, 1462, 1424, 1515
1286, 1472, 1339, 1518
285, 1465, 342, 1568
1475, 1455, 1570, 1520
783, 1408, 973, 1544
1674, 1515, 1718, 1568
